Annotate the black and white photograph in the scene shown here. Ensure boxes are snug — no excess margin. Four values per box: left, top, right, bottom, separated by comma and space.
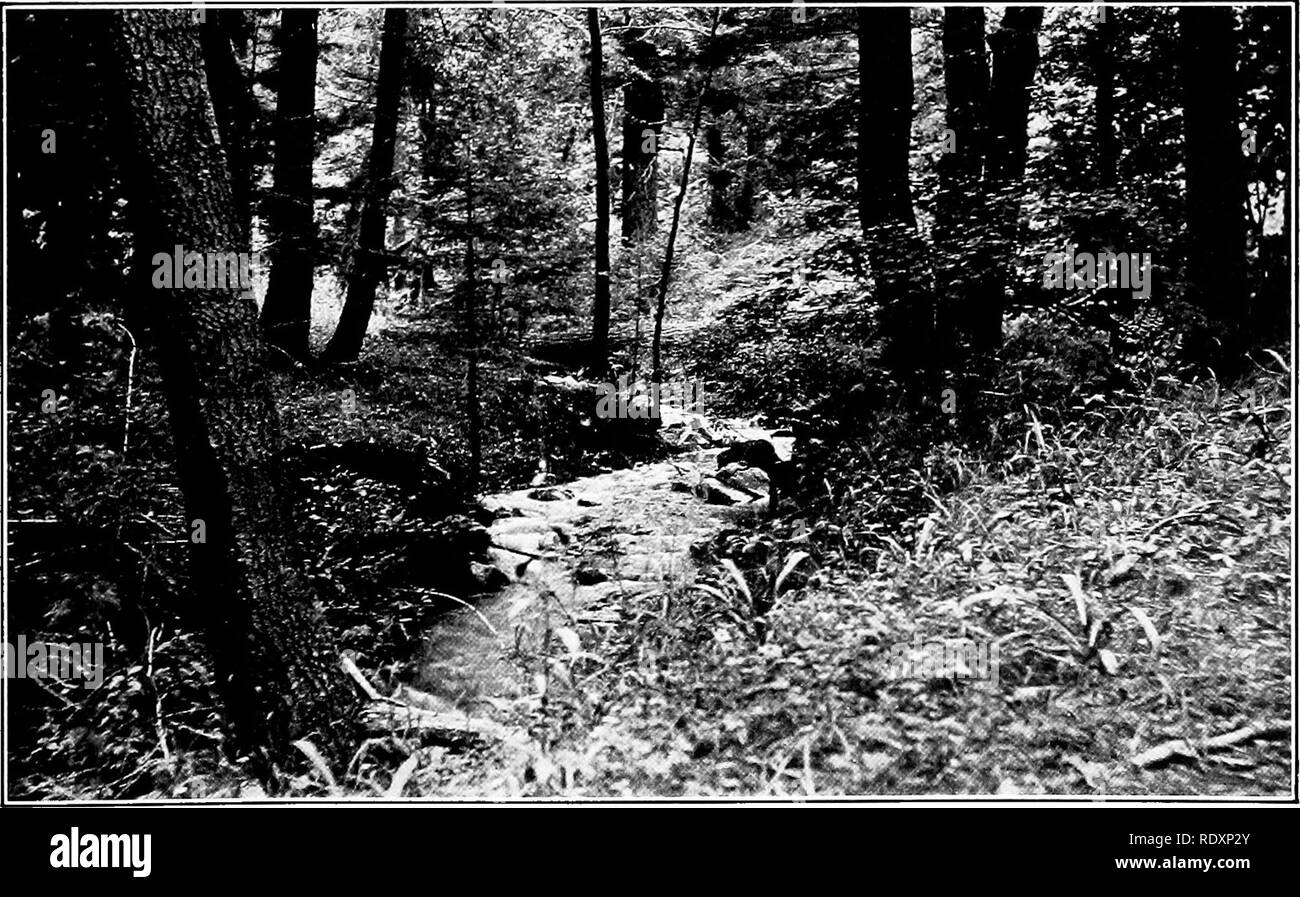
1, 0, 1294, 827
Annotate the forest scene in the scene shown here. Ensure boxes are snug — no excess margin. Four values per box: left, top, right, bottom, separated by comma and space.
2, 2, 1293, 800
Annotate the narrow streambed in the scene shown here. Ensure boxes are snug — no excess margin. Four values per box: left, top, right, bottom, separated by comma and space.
415, 412, 789, 716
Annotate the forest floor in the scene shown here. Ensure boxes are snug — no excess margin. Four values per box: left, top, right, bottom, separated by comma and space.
7, 224, 1289, 801
385, 363, 1291, 798
257, 215, 1292, 799
340, 229, 1292, 798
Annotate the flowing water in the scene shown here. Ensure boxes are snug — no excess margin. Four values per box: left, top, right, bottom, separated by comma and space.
415, 410, 788, 717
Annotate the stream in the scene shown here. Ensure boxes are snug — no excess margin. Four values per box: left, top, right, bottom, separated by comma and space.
415, 406, 790, 717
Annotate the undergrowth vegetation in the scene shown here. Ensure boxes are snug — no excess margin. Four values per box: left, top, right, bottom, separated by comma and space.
480, 357, 1290, 797
5, 300, 660, 799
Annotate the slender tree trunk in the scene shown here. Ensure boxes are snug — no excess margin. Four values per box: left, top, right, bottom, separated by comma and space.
1178, 5, 1249, 368
1266, 12, 1290, 250
414, 90, 439, 305
1091, 6, 1131, 349
979, 6, 1043, 353
651, 11, 721, 384
706, 119, 734, 228
620, 40, 665, 241
934, 7, 989, 365
735, 106, 761, 228
464, 147, 483, 492
857, 6, 933, 384
259, 9, 319, 360
1257, 6, 1290, 340
1093, 7, 1119, 185
104, 9, 354, 780
587, 8, 612, 375
323, 9, 408, 363
200, 11, 256, 242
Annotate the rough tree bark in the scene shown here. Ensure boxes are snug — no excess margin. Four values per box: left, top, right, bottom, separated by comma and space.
259, 9, 319, 360
199, 10, 257, 242
857, 6, 933, 384
980, 6, 1044, 353
323, 8, 408, 363
1178, 5, 1249, 368
104, 9, 354, 778
588, 8, 612, 375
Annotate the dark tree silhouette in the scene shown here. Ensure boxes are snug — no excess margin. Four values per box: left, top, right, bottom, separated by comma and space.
706, 119, 736, 229
463, 135, 483, 492
979, 6, 1043, 353
734, 106, 763, 228
199, 10, 256, 242
324, 9, 409, 363
857, 6, 933, 383
588, 8, 612, 374
934, 7, 990, 363
259, 9, 319, 360
1092, 7, 1119, 185
1179, 5, 1249, 368
104, 8, 354, 778
620, 34, 665, 242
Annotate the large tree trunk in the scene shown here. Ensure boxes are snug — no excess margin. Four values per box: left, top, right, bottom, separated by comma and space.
199, 10, 256, 242
1178, 5, 1249, 368
857, 6, 932, 383
323, 9, 408, 363
620, 38, 665, 242
980, 6, 1043, 353
934, 7, 989, 365
103, 9, 354, 778
259, 9, 319, 360
587, 8, 612, 375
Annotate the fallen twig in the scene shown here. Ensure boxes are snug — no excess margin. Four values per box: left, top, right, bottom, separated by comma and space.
393, 587, 499, 637
114, 321, 137, 456
340, 652, 388, 702
1143, 501, 1244, 541
358, 702, 507, 742
1130, 720, 1289, 768
489, 539, 555, 561
341, 653, 505, 744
